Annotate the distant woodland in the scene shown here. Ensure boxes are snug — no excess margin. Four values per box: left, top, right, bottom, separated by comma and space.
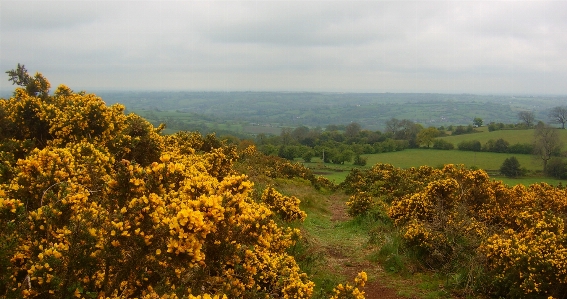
97, 91, 567, 135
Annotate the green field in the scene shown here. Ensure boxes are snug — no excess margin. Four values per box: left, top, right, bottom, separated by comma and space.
137, 102, 567, 188
364, 149, 540, 171
305, 149, 565, 186
442, 127, 567, 150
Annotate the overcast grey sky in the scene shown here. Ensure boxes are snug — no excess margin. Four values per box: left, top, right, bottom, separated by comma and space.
1, 0, 566, 94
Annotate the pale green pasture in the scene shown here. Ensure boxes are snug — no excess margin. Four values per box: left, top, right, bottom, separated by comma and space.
306, 149, 566, 186
363, 149, 541, 172
442, 128, 567, 149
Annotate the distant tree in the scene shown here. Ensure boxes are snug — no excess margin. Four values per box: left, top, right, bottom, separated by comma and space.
365, 130, 385, 143
549, 106, 567, 129
291, 125, 310, 142
473, 117, 483, 127
384, 118, 422, 146
453, 126, 467, 135
320, 146, 336, 163
335, 149, 354, 164
345, 122, 362, 139
258, 144, 278, 156
323, 146, 353, 164
353, 154, 367, 166
325, 124, 339, 131
320, 130, 344, 143
278, 145, 296, 160
518, 111, 536, 128
494, 138, 509, 153
394, 120, 423, 147
500, 156, 522, 178
385, 118, 401, 135
301, 149, 315, 162
237, 139, 255, 151
280, 128, 294, 145
534, 122, 563, 174
417, 127, 440, 148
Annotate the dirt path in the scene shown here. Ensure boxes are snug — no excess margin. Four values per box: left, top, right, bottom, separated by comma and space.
323, 194, 405, 299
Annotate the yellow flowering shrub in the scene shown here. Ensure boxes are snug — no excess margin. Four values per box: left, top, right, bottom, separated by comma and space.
1, 89, 52, 148
343, 163, 567, 296
341, 164, 444, 203
236, 149, 316, 183
188, 295, 227, 299
114, 113, 165, 166
330, 271, 367, 299
345, 192, 374, 217
261, 187, 307, 222
0, 69, 313, 298
479, 212, 567, 297
1, 85, 127, 153
163, 131, 202, 156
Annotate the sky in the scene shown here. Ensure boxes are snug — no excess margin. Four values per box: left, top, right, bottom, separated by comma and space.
1, 0, 567, 94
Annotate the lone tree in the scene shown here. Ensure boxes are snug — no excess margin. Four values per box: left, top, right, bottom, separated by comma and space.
385, 118, 402, 135
534, 122, 563, 174
345, 122, 362, 139
518, 111, 536, 128
385, 118, 423, 147
473, 117, 483, 127
500, 156, 522, 178
549, 106, 567, 129
417, 127, 440, 148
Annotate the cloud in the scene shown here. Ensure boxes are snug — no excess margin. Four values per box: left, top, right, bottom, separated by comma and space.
1, 0, 567, 94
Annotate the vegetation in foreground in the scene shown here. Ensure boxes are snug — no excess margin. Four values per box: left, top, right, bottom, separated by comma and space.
341, 164, 567, 298
2, 66, 567, 299
1, 66, 369, 299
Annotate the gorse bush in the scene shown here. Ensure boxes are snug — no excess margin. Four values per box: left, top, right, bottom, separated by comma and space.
329, 272, 367, 299
261, 186, 307, 222
0, 67, 318, 298
344, 163, 567, 298
341, 164, 444, 203
345, 192, 373, 217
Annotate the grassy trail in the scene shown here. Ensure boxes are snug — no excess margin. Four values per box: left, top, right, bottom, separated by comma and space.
283, 179, 403, 299
275, 180, 459, 299
321, 194, 403, 299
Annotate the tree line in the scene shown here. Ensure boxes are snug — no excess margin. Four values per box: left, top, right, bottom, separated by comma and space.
254, 111, 567, 179
255, 119, 429, 165
488, 108, 567, 131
